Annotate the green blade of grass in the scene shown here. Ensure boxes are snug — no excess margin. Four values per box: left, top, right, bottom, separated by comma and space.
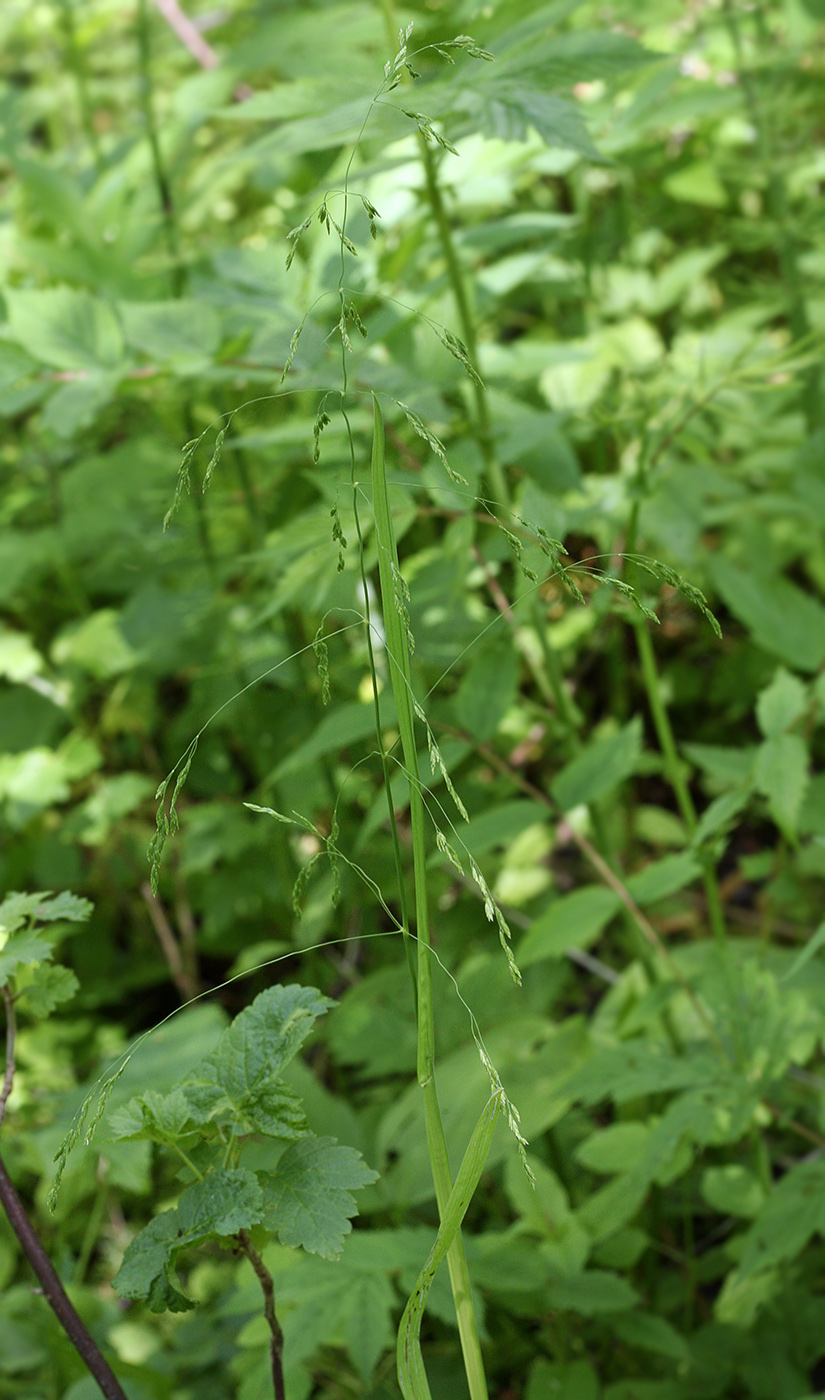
397, 1091, 501, 1400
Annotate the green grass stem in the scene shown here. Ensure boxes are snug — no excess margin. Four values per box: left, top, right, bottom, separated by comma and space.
371, 395, 489, 1400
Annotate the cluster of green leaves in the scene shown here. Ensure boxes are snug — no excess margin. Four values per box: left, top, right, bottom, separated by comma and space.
2, 0, 825, 1398
108, 983, 377, 1305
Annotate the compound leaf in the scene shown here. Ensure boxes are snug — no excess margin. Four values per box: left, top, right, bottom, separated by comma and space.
259, 1135, 378, 1259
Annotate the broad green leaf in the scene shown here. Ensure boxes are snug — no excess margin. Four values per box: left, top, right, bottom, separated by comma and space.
216, 983, 333, 1090
691, 787, 752, 849
737, 1158, 825, 1277
52, 609, 138, 679
0, 890, 92, 933
709, 558, 825, 673
566, 1042, 720, 1105
663, 160, 728, 208
171, 985, 330, 1138
756, 668, 808, 738
454, 639, 519, 742
0, 627, 42, 682
271, 1243, 398, 1381
504, 1156, 589, 1273
455, 86, 601, 159
625, 852, 700, 905
518, 886, 620, 964
461, 801, 548, 857
258, 1135, 378, 1259
781, 919, 825, 982
41, 372, 120, 438
610, 1310, 690, 1362
551, 720, 642, 811
576, 1123, 650, 1176
493, 29, 658, 88
176, 1168, 264, 1237
272, 700, 384, 779
0, 1314, 48, 1374
119, 299, 222, 366
108, 1087, 203, 1144
4, 287, 123, 370
14, 963, 79, 1018
186, 1057, 308, 1139
114, 1169, 264, 1311
701, 1165, 765, 1219
545, 1268, 638, 1314
754, 733, 808, 838
0, 931, 52, 984
113, 1210, 194, 1313
526, 1359, 599, 1400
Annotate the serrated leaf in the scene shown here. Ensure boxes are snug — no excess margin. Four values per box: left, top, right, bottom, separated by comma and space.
4, 287, 123, 370
518, 886, 620, 964
737, 1158, 825, 1278
709, 558, 825, 673
185, 1057, 308, 1139
113, 1210, 192, 1312
119, 299, 221, 365
754, 733, 808, 838
259, 1135, 378, 1258
756, 668, 808, 738
457, 85, 602, 160
0, 931, 53, 985
0, 890, 92, 933
15, 963, 79, 1017
624, 852, 700, 905
551, 720, 642, 811
177, 1167, 264, 1237
545, 1269, 638, 1315
107, 1087, 202, 1144
215, 983, 333, 1090
114, 1168, 264, 1312
454, 640, 519, 742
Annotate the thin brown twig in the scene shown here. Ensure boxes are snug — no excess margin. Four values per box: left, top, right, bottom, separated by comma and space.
237, 1231, 285, 1400
0, 987, 16, 1131
150, 0, 253, 100
140, 882, 199, 1001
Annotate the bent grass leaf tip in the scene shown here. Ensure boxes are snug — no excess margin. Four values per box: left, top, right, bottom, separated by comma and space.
397, 1092, 500, 1400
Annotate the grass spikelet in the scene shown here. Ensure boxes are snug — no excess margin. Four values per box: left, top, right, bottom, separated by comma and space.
468, 858, 521, 985
292, 851, 322, 917
281, 319, 306, 383
49, 1062, 128, 1210
148, 737, 199, 893
285, 215, 313, 270
390, 559, 415, 655
314, 405, 331, 463
631, 557, 723, 638
435, 827, 464, 873
330, 502, 347, 570
414, 702, 469, 821
163, 437, 200, 531
438, 329, 484, 387
313, 624, 331, 704
404, 111, 460, 156
203, 425, 227, 492
395, 400, 468, 485
604, 575, 659, 623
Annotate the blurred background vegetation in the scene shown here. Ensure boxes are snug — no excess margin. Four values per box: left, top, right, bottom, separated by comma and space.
1, 1, 825, 1397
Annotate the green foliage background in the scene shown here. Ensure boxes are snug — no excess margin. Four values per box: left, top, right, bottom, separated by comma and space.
1, 0, 825, 1397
